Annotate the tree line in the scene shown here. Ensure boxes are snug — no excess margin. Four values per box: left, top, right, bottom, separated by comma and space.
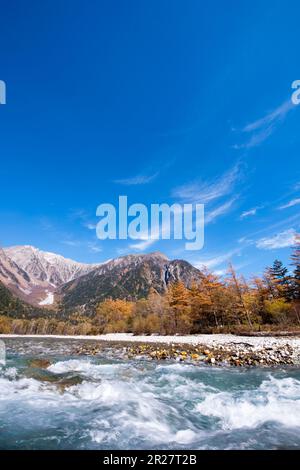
94, 236, 300, 335
0, 235, 299, 335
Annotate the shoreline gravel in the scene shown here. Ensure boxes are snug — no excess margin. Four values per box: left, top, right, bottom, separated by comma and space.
1, 333, 300, 366
1, 332, 300, 347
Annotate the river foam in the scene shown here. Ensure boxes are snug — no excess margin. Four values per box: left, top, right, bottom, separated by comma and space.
196, 376, 300, 429
1, 343, 300, 449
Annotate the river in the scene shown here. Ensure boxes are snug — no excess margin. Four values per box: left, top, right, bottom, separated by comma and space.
0, 337, 300, 450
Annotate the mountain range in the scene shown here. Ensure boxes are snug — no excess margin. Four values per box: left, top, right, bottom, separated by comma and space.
0, 246, 202, 317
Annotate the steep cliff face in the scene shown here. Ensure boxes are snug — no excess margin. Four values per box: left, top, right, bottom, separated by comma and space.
58, 252, 202, 315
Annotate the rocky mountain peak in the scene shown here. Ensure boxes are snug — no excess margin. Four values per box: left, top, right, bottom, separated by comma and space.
4, 245, 98, 286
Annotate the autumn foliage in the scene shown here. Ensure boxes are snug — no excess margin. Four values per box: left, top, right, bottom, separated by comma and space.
1, 237, 300, 335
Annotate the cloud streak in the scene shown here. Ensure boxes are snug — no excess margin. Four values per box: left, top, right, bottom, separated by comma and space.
114, 172, 159, 186
235, 99, 294, 149
206, 198, 236, 223
87, 242, 102, 253
278, 198, 300, 210
243, 100, 293, 133
129, 238, 156, 251
172, 164, 241, 204
240, 206, 263, 219
193, 248, 241, 270
256, 228, 297, 250
84, 222, 97, 230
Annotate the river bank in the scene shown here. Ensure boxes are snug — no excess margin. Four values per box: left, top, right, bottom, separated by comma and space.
1, 336, 300, 449
1, 333, 300, 366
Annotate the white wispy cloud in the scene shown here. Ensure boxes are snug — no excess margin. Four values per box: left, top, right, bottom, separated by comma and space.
240, 206, 263, 219
294, 182, 300, 191
172, 164, 241, 204
114, 171, 159, 186
84, 222, 97, 230
256, 228, 297, 250
235, 99, 294, 149
234, 126, 274, 149
278, 198, 300, 210
193, 248, 241, 270
127, 208, 177, 252
129, 238, 157, 251
61, 240, 81, 247
61, 238, 102, 253
125, 166, 240, 252
125, 165, 241, 252
206, 198, 236, 223
68, 209, 98, 232
129, 165, 240, 251
68, 209, 89, 221
243, 100, 293, 133
237, 212, 300, 243
87, 242, 102, 253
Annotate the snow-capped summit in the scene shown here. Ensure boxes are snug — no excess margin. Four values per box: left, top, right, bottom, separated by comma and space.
4, 245, 99, 287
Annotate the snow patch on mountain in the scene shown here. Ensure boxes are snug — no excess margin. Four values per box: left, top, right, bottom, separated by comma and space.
39, 291, 54, 306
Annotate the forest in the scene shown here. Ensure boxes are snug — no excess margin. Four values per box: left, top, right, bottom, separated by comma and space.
0, 236, 299, 336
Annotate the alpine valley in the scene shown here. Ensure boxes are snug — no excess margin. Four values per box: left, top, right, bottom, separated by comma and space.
0, 245, 202, 317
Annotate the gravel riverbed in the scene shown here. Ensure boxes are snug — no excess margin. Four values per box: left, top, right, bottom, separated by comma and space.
2, 333, 300, 366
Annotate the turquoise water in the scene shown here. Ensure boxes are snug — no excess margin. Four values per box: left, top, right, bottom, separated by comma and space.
0, 338, 300, 450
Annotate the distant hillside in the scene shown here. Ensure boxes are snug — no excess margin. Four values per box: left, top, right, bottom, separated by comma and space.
1, 246, 203, 318
58, 252, 203, 315
2, 245, 100, 306
0, 281, 53, 318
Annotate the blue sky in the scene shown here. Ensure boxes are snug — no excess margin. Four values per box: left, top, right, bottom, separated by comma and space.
0, 0, 300, 277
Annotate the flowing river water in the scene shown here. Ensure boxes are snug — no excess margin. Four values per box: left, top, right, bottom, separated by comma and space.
0, 337, 300, 450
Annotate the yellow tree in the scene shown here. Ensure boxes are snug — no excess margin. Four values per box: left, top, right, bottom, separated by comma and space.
226, 263, 253, 328
132, 288, 169, 334
167, 282, 192, 334
96, 298, 134, 333
189, 282, 212, 330
200, 271, 226, 327
0, 316, 11, 333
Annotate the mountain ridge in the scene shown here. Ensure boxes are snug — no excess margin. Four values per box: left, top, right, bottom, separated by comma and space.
58, 252, 202, 315
1, 245, 100, 306
1, 245, 202, 317
4, 245, 99, 286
